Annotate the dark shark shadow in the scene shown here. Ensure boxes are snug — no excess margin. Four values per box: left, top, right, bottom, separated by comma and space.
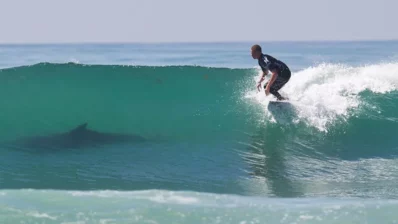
3, 123, 148, 151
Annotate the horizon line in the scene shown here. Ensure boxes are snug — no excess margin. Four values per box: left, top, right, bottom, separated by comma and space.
0, 38, 398, 45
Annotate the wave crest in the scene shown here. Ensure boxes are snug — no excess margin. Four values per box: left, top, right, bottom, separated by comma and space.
249, 62, 398, 131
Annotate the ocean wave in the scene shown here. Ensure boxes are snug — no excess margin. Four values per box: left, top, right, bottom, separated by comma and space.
1, 61, 398, 197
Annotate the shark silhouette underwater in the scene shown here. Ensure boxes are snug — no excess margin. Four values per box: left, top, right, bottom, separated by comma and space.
4, 123, 148, 150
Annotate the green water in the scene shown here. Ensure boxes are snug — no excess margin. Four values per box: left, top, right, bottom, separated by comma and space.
0, 63, 256, 143
1, 62, 398, 198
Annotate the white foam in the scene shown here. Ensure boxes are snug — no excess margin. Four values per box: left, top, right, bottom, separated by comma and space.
68, 58, 80, 64
247, 62, 398, 131
299, 215, 314, 220
27, 212, 57, 220
69, 190, 199, 205
149, 194, 199, 205
100, 219, 116, 224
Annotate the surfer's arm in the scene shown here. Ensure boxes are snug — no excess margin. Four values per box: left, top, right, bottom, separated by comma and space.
256, 71, 268, 91
265, 70, 278, 92
257, 70, 268, 84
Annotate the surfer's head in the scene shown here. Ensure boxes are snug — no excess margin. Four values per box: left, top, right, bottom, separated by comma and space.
251, 44, 262, 59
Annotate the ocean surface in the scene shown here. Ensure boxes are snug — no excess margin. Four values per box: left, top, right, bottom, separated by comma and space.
1, 41, 398, 223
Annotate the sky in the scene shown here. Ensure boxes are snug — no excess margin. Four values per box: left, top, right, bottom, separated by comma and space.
0, 0, 397, 43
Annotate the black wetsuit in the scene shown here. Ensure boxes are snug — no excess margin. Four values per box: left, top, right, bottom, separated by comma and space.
258, 54, 291, 99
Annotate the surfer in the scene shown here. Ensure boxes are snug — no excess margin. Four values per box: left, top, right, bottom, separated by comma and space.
251, 44, 291, 101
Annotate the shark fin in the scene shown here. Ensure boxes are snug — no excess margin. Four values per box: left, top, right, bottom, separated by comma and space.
70, 123, 88, 134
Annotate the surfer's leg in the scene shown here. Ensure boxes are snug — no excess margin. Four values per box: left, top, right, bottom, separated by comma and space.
264, 81, 283, 100
272, 91, 284, 100
267, 69, 291, 100
264, 81, 281, 99
269, 77, 289, 100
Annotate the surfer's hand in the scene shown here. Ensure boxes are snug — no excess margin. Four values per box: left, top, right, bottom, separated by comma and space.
265, 87, 270, 96
256, 82, 262, 92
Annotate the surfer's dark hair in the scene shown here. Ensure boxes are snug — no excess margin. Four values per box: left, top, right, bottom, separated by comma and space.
251, 44, 262, 52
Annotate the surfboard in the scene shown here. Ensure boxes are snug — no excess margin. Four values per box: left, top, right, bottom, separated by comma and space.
269, 100, 289, 104
268, 100, 292, 109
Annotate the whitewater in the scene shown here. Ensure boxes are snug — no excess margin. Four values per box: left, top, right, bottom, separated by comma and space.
248, 62, 398, 131
1, 41, 398, 223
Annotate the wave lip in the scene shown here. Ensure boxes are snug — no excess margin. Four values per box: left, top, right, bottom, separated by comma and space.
250, 62, 398, 131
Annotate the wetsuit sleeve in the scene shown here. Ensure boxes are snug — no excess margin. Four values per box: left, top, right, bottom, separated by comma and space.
264, 54, 281, 73
258, 61, 267, 72
264, 54, 277, 63
268, 63, 279, 71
